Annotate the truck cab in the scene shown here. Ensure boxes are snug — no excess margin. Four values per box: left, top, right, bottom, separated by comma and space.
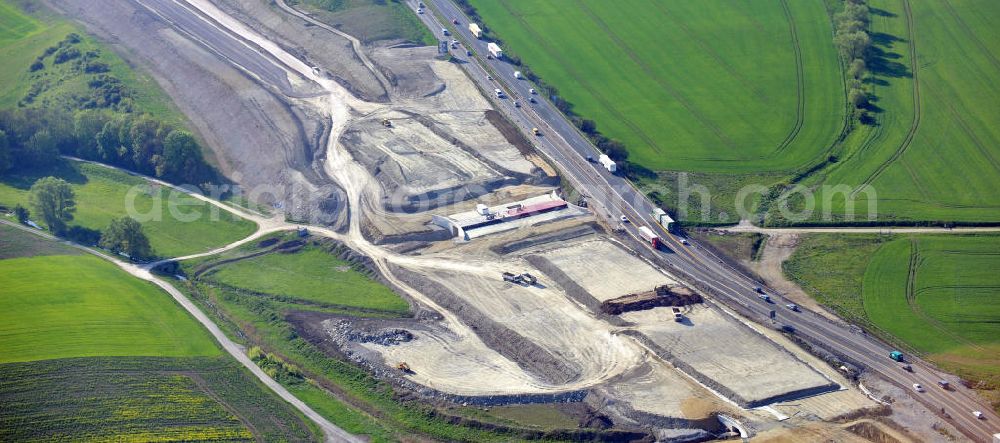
890, 351, 905, 362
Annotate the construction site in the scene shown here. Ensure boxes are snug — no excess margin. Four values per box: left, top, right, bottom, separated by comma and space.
44, 0, 898, 439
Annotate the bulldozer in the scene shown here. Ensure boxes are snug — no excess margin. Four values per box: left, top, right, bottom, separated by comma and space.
396, 362, 412, 373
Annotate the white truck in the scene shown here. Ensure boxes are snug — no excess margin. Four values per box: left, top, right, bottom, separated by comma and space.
494, 88, 504, 98
514, 70, 522, 79
469, 23, 483, 39
598, 154, 616, 173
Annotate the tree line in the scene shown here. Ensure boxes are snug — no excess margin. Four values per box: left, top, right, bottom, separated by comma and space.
0, 108, 214, 187
15, 176, 153, 261
833, 0, 873, 122
0, 32, 217, 188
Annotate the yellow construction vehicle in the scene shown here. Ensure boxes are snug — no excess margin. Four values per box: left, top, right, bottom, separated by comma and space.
531, 127, 540, 136
396, 362, 412, 373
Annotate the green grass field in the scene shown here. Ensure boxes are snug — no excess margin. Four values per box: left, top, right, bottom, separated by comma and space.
469, 0, 844, 173
0, 254, 220, 363
295, 0, 434, 45
472, 0, 1000, 224
201, 238, 409, 314
0, 226, 318, 441
799, 0, 1000, 223
785, 234, 1000, 387
0, 3, 183, 122
0, 1, 39, 44
0, 160, 257, 257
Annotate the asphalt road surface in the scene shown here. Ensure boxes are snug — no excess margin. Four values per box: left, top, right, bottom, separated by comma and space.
415, 1, 999, 440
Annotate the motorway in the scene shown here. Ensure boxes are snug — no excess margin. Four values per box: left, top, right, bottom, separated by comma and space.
414, 1, 999, 440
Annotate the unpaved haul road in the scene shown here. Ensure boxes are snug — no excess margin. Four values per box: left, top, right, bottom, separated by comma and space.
0, 219, 361, 443
424, 0, 1000, 440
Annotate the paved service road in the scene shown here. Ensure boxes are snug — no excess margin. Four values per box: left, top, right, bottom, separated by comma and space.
414, 1, 1000, 440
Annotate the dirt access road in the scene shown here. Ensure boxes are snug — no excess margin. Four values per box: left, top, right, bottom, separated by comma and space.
0, 219, 362, 443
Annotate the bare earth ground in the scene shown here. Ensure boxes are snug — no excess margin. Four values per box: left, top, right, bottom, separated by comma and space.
746, 233, 841, 321
40, 0, 892, 437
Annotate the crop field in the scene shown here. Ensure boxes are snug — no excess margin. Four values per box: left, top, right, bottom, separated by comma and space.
785, 234, 1000, 386
199, 236, 409, 314
0, 253, 220, 363
0, 222, 81, 259
0, 1, 39, 44
863, 235, 1000, 384
0, 161, 257, 258
0, 356, 317, 442
800, 0, 1000, 223
469, 0, 844, 173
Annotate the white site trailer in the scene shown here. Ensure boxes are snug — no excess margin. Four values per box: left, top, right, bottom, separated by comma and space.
598, 154, 617, 173
469, 23, 483, 38
487, 42, 503, 59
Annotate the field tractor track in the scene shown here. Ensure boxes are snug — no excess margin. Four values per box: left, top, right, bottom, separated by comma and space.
903, 239, 983, 352
773, 0, 806, 155
854, 0, 922, 196
942, 0, 1000, 73
571, 0, 739, 150
496, 0, 670, 155
923, 82, 1000, 173
649, 1, 772, 104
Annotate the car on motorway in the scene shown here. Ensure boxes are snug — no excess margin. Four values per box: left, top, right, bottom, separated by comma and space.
487, 75, 492, 80
513, 100, 520, 108
973, 410, 984, 419
494, 88, 503, 98
754, 286, 765, 294
913, 383, 924, 393
417, 8, 423, 14
786, 303, 798, 311
680, 238, 690, 245
442, 28, 449, 36
620, 215, 629, 223
937, 380, 950, 390
758, 293, 771, 302
452, 18, 459, 25
901, 363, 913, 372
466, 50, 472, 56
529, 88, 536, 94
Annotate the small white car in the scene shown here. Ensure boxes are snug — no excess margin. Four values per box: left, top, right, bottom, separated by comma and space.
913, 383, 924, 393
786, 303, 799, 311
620, 215, 629, 223
973, 410, 984, 419
680, 239, 690, 245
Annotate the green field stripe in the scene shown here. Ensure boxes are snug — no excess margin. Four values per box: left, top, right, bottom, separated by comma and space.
573, 0, 738, 151
941, 0, 1000, 73
921, 82, 1000, 173
493, 0, 675, 156
648, 1, 773, 105
772, 0, 806, 155
854, 0, 923, 195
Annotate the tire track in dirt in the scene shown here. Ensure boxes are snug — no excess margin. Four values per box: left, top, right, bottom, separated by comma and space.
853, 0, 921, 196
773, 0, 806, 155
